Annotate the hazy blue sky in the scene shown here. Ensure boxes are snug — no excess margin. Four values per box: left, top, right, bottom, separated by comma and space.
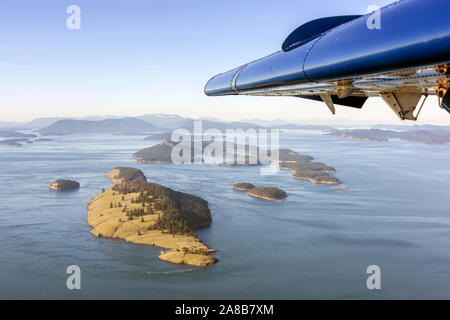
1, 0, 449, 125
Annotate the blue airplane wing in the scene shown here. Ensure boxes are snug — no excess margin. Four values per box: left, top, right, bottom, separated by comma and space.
205, 0, 450, 121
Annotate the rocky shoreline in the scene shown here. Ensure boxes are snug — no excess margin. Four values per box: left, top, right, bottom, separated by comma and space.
247, 187, 288, 202
87, 168, 217, 267
48, 179, 80, 191
279, 162, 341, 185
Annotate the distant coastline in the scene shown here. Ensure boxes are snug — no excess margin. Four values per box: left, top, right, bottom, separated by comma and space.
2, 115, 449, 147
134, 141, 341, 184
327, 128, 450, 145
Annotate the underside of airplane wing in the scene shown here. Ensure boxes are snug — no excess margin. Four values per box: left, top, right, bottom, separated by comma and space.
204, 0, 450, 121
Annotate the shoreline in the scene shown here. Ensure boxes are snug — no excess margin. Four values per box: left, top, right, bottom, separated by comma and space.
247, 190, 284, 202
233, 186, 252, 191
87, 185, 217, 267
279, 166, 340, 185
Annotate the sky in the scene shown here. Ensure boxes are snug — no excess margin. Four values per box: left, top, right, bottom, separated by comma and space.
0, 0, 449, 125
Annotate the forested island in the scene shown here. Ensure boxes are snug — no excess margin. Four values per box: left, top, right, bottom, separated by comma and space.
134, 140, 261, 166
279, 160, 341, 185
247, 187, 287, 201
88, 167, 217, 267
135, 140, 313, 166
134, 141, 342, 185
48, 180, 80, 191
232, 182, 255, 191
133, 140, 176, 163
233, 183, 287, 201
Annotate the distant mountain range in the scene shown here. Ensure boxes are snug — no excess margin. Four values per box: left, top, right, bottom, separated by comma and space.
1, 114, 450, 143
0, 116, 124, 130
32, 114, 264, 136
327, 128, 450, 145
0, 121, 24, 129
37, 118, 160, 136
138, 114, 192, 130
139, 114, 262, 131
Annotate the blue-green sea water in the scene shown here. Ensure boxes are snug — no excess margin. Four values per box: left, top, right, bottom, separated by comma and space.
0, 132, 449, 299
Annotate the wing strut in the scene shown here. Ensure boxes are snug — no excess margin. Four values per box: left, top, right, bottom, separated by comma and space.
320, 94, 336, 115
380, 93, 422, 121
414, 93, 428, 120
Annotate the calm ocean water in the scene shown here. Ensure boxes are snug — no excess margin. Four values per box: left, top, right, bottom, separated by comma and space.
0, 132, 450, 299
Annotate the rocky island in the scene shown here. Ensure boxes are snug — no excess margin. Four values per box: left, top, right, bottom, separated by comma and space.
134, 140, 260, 166
48, 179, 80, 191
87, 167, 217, 267
233, 182, 255, 191
247, 187, 287, 202
134, 141, 342, 185
233, 183, 287, 202
133, 140, 176, 163
279, 160, 341, 185
135, 141, 313, 165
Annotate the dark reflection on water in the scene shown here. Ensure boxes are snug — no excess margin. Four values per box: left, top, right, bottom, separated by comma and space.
0, 133, 449, 299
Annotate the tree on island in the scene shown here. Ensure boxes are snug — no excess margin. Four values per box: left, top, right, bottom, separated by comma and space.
111, 174, 212, 236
